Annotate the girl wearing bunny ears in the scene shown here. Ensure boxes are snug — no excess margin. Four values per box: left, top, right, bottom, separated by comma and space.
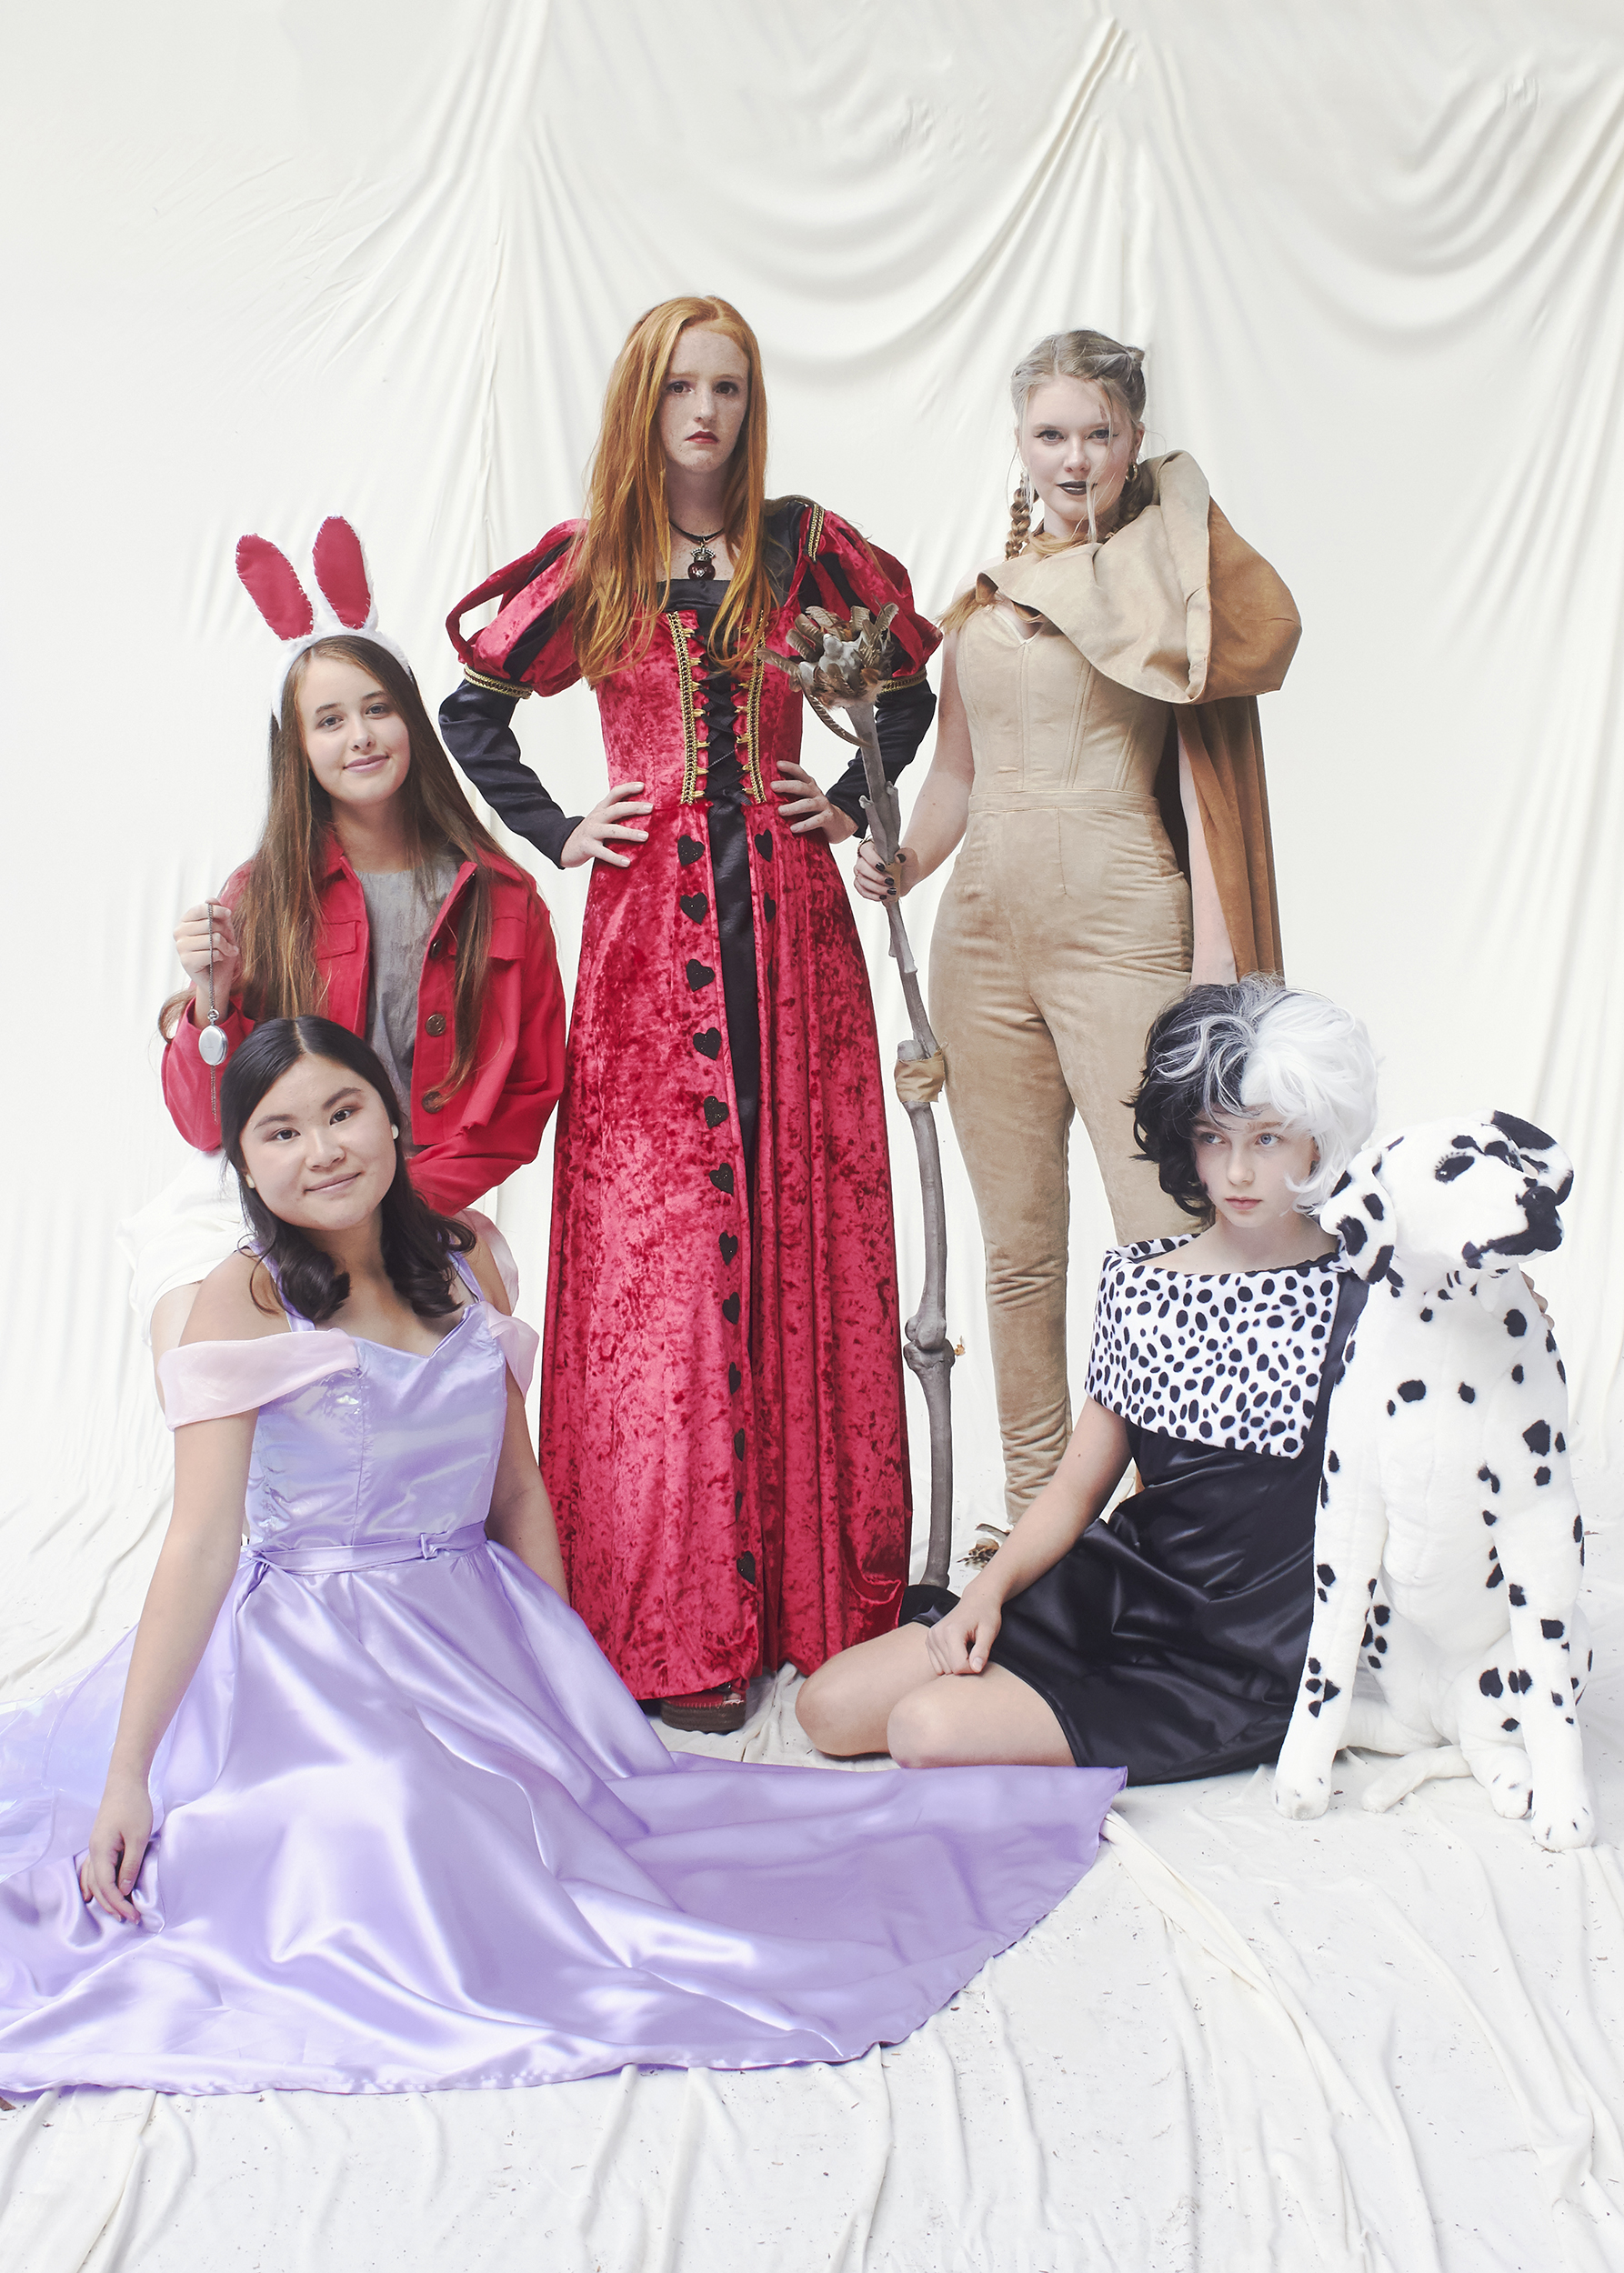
125, 519, 566, 1374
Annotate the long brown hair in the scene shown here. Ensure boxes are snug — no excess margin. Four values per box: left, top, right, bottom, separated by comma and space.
941, 328, 1150, 635
161, 637, 506, 1100
567, 295, 772, 684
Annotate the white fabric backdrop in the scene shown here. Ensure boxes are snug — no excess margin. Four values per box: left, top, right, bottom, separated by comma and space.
5, 6, 1624, 2263
9, 0, 1624, 1684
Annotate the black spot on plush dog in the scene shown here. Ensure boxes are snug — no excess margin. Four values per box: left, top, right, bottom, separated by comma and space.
1274, 1113, 1593, 1850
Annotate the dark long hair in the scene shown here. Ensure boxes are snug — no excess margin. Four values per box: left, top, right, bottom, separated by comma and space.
161, 636, 505, 1099
220, 1016, 473, 1325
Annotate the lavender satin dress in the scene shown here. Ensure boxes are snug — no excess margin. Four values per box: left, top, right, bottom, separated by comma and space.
0, 1267, 1122, 2095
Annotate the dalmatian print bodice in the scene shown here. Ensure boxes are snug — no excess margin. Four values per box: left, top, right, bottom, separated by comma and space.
1085, 1237, 1344, 1458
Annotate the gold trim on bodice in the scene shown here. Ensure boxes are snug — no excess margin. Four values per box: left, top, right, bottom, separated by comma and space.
735, 650, 767, 803
668, 613, 768, 806
667, 613, 706, 804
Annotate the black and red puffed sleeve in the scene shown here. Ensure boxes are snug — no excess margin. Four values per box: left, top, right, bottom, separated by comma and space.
440, 524, 588, 866
786, 505, 941, 689
445, 522, 584, 699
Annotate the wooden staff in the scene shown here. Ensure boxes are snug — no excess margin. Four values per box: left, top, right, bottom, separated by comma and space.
770, 608, 955, 1591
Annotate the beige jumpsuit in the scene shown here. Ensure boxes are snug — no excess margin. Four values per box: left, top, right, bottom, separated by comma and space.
930, 452, 1299, 1518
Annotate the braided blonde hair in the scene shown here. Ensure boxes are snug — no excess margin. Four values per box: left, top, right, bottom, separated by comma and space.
943, 328, 1148, 633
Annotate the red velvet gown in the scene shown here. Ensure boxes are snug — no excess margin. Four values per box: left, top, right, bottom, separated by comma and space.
442, 502, 940, 1695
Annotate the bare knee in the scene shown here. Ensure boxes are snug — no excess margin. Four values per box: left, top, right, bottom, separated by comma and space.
797, 1627, 939, 1757
796, 1657, 863, 1756
886, 1685, 957, 1770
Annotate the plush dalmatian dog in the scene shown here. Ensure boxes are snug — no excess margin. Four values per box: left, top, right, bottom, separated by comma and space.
1273, 1112, 1593, 1851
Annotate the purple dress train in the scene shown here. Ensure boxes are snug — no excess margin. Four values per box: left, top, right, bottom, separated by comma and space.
0, 1265, 1122, 2095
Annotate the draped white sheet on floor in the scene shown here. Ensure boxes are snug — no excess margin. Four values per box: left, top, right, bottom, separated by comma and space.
5, 2, 1624, 2266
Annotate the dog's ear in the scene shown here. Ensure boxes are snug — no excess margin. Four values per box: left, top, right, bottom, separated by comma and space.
1489, 1110, 1574, 1206
1319, 1145, 1396, 1282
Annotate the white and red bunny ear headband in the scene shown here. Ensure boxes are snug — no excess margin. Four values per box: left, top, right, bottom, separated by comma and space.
236, 516, 416, 719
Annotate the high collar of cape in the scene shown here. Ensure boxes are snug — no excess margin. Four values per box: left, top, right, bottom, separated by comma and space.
985, 451, 1301, 708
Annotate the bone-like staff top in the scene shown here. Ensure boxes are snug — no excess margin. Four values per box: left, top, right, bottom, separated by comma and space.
767, 605, 940, 1064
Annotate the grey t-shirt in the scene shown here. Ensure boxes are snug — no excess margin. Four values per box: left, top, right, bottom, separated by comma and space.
357, 856, 458, 1121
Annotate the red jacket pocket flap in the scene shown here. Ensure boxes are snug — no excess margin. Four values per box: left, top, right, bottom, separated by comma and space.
489, 913, 528, 961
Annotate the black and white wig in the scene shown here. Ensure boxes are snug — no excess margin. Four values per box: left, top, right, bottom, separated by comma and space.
1132, 976, 1379, 1219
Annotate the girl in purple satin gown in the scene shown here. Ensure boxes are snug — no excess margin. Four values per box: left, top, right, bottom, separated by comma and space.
0, 1017, 1121, 2096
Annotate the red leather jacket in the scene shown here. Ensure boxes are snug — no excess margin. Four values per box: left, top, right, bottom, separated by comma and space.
163, 837, 566, 1216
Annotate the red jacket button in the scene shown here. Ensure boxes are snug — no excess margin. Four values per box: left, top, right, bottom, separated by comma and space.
422, 1088, 446, 1113
425, 1013, 447, 1036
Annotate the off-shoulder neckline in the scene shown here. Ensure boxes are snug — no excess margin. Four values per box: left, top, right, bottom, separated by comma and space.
252, 1245, 483, 1357
177, 1305, 478, 1364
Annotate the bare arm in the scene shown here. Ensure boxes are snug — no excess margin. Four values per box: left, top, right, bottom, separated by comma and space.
84, 1255, 291, 1918
485, 1374, 568, 1597
463, 1237, 568, 1600
926, 1398, 1132, 1675
854, 630, 976, 903
1178, 714, 1238, 984
81, 1408, 255, 1920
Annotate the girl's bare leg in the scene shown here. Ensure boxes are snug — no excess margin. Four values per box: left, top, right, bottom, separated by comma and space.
886, 1663, 1072, 1767
797, 1625, 938, 1756
797, 1625, 1074, 1767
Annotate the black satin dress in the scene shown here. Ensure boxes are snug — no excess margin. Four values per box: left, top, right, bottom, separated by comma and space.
978, 1253, 1367, 1786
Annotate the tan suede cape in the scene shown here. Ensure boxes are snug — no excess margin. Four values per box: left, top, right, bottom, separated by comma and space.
989, 451, 1299, 976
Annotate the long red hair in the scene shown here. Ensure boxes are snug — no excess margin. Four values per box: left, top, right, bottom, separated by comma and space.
568, 295, 772, 684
